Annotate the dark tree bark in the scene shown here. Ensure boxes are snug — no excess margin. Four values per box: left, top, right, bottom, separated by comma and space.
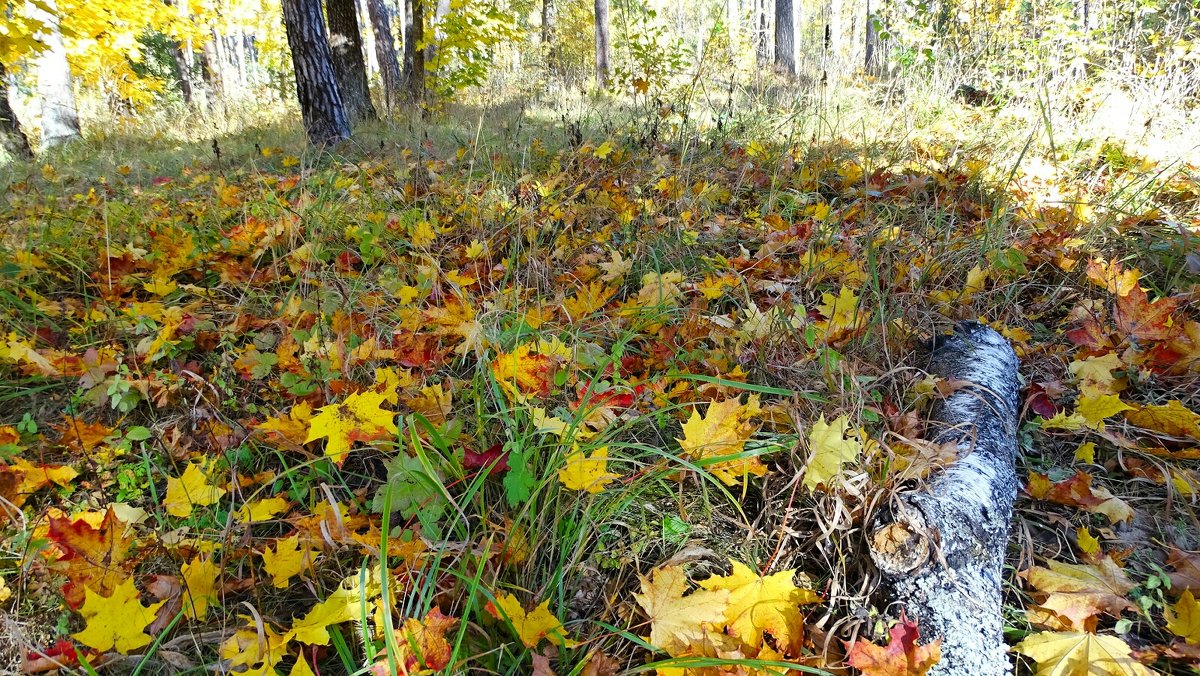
865, 0, 883, 76
366, 0, 404, 112
774, 0, 797, 76
404, 0, 425, 100
0, 62, 33, 160
542, 0, 558, 73
31, 0, 81, 148
594, 0, 610, 88
326, 0, 377, 121
281, 0, 352, 145
867, 322, 1020, 676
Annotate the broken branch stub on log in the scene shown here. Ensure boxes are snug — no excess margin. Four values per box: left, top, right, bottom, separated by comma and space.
868, 321, 1021, 676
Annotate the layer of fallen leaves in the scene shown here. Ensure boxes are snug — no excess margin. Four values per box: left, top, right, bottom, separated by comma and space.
0, 125, 1197, 675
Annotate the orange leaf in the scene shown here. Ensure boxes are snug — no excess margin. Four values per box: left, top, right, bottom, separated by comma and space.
1114, 286, 1180, 342
48, 507, 136, 608
845, 613, 941, 676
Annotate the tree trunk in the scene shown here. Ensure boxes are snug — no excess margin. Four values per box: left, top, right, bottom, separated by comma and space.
756, 0, 771, 67
726, 0, 740, 63
774, 0, 797, 76
281, 0, 352, 145
594, 0, 610, 88
404, 0, 425, 101
367, 0, 405, 112
327, 0, 377, 121
200, 32, 225, 107
0, 63, 34, 160
425, 0, 450, 67
867, 322, 1020, 676
542, 0, 558, 74
865, 0, 883, 76
31, 0, 81, 148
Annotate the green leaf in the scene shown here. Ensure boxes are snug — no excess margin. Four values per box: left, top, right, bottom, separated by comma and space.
502, 446, 535, 507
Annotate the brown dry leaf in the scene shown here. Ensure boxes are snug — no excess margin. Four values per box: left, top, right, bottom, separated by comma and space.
1021, 557, 1135, 631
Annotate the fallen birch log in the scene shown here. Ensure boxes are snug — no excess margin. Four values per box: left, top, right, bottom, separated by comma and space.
868, 321, 1021, 676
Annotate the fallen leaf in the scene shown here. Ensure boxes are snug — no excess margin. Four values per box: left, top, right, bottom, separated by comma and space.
558, 446, 620, 493
846, 612, 941, 676
73, 578, 166, 654
632, 566, 729, 656
1012, 631, 1151, 675
696, 559, 819, 652
803, 414, 863, 491
305, 389, 399, 464
164, 462, 227, 517
1167, 590, 1200, 644
487, 594, 576, 648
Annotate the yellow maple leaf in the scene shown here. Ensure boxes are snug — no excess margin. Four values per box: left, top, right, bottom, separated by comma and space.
259, 401, 315, 446
72, 578, 165, 653
1012, 631, 1150, 675
1068, 352, 1123, 392
696, 560, 819, 652
290, 585, 359, 645
1075, 385, 1133, 430
599, 250, 632, 282
677, 397, 767, 486
816, 286, 865, 341
491, 344, 554, 401
165, 462, 227, 518
1125, 400, 1200, 439
558, 447, 620, 493
803, 414, 863, 491
633, 566, 730, 656
488, 594, 576, 648
1167, 590, 1200, 644
305, 389, 399, 464
262, 535, 314, 588
11, 456, 77, 495
235, 496, 291, 523
220, 621, 291, 671
1076, 527, 1101, 559
562, 281, 617, 320
1086, 258, 1140, 297
181, 555, 219, 621
1041, 411, 1089, 431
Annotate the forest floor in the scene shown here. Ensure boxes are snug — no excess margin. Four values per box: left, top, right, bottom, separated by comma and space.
1, 86, 1199, 675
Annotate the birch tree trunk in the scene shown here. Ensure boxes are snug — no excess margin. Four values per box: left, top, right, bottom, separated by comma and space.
367, 0, 405, 112
0, 63, 33, 160
594, 0, 611, 88
542, 0, 558, 74
868, 321, 1020, 676
327, 0, 378, 121
774, 0, 798, 76
756, 0, 771, 67
31, 0, 81, 148
281, 0, 353, 144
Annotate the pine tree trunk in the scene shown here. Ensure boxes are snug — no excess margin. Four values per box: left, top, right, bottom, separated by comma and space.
404, 0, 425, 100
281, 0, 353, 145
774, 0, 797, 76
367, 0, 405, 112
594, 0, 611, 88
867, 322, 1020, 676
327, 0, 377, 121
542, 0, 558, 74
31, 0, 81, 148
0, 63, 34, 160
